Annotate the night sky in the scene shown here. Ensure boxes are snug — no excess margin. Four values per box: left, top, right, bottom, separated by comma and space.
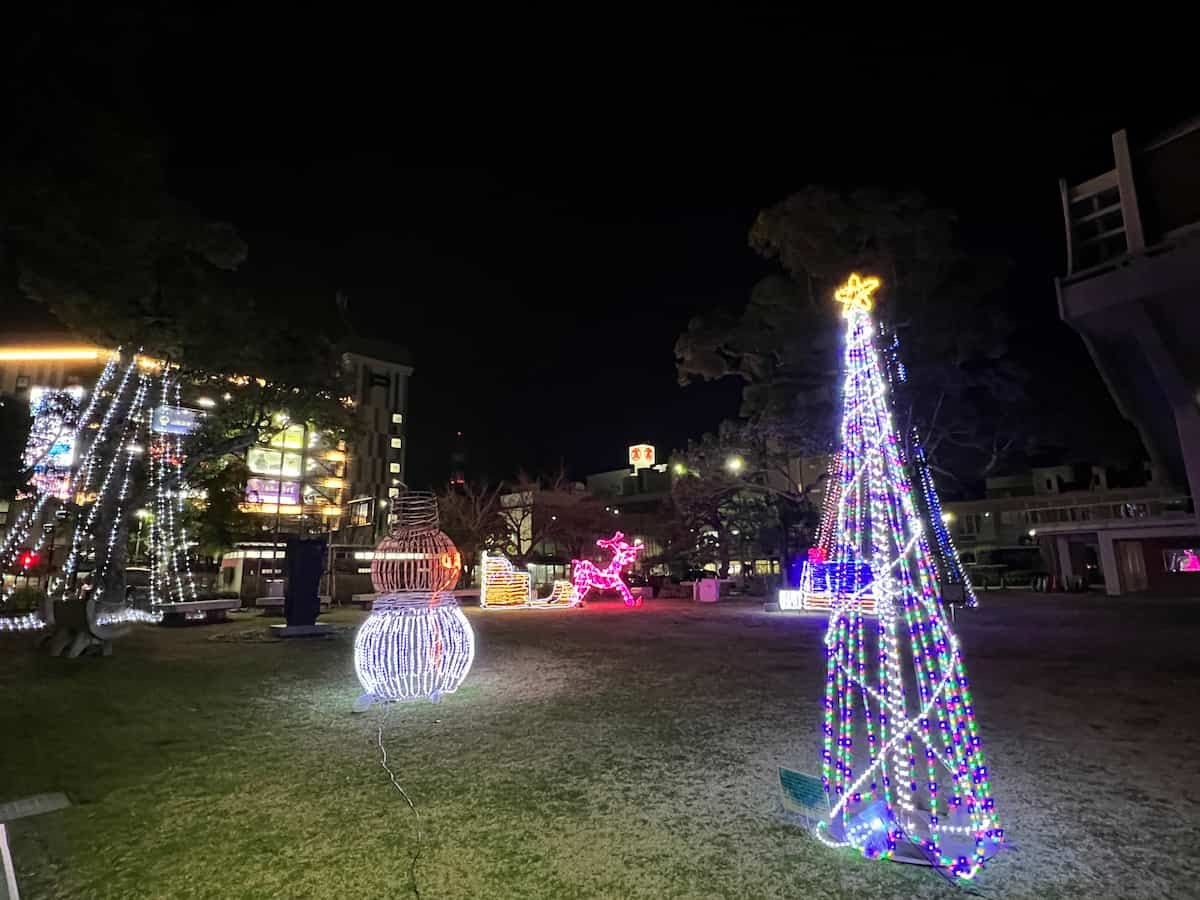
20, 13, 1196, 488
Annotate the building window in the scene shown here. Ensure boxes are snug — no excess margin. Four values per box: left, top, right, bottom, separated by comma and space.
389, 462, 400, 474
388, 487, 400, 498
347, 498, 372, 528
391, 413, 403, 424
390, 437, 402, 449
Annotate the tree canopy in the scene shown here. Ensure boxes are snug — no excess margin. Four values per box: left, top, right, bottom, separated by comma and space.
670, 420, 820, 576
2, 12, 355, 580
676, 185, 1030, 494
437, 480, 507, 585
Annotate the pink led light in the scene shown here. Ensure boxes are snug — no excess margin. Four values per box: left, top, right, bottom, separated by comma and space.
571, 532, 643, 607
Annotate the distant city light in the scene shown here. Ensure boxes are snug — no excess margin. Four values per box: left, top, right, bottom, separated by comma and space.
196, 396, 216, 408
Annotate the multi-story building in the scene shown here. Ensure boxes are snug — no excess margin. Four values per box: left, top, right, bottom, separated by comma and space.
1053, 117, 1200, 594
0, 335, 413, 597
339, 338, 413, 542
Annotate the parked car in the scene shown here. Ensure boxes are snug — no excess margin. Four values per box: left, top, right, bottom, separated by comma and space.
960, 547, 1048, 588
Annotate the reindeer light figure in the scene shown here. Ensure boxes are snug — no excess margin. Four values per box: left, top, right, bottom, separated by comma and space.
572, 531, 644, 607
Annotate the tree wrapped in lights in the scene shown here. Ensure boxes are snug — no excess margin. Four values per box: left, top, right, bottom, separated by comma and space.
0, 353, 203, 640
813, 274, 1001, 879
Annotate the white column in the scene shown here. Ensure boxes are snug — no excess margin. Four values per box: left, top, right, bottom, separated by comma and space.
1056, 535, 1074, 586
1098, 531, 1121, 596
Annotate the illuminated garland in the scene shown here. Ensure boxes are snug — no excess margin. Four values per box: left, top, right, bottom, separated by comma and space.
58, 354, 142, 597
814, 274, 1001, 880
875, 322, 976, 608
147, 372, 200, 610
909, 428, 976, 607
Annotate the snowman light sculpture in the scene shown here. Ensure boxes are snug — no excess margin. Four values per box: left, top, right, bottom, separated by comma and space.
353, 492, 475, 709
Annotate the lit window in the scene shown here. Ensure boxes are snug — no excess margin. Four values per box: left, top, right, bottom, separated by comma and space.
389, 462, 400, 474
390, 438, 402, 449
391, 413, 403, 424
388, 487, 400, 498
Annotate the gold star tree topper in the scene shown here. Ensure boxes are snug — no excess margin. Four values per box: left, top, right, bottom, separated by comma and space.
834, 273, 881, 314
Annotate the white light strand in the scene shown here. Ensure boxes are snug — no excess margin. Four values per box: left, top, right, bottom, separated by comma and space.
89, 370, 150, 603
172, 376, 198, 602
58, 354, 141, 598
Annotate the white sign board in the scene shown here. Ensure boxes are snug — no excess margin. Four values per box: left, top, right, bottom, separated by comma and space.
151, 405, 200, 435
628, 443, 656, 470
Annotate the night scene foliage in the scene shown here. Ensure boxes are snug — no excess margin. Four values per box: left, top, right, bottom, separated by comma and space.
1, 13, 354, 571
676, 185, 1035, 494
670, 420, 821, 576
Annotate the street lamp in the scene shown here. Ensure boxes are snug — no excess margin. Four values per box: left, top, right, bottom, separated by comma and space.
673, 462, 687, 475
725, 455, 744, 474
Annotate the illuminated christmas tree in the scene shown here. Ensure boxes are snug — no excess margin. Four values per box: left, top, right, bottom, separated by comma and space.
815, 274, 1001, 879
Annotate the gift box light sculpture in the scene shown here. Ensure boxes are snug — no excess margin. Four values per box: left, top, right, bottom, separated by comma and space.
572, 532, 643, 607
354, 493, 475, 707
811, 274, 1002, 880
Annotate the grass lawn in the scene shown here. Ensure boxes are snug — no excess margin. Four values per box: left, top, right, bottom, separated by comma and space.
3, 593, 1200, 899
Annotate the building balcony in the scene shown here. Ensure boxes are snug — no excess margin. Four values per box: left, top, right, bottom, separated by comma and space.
1023, 495, 1193, 534
1055, 117, 1200, 499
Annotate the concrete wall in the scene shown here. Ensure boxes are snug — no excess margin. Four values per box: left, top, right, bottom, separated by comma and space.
1127, 535, 1200, 595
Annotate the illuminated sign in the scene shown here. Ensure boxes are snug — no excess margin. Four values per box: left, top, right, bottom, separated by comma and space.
24, 386, 86, 500
245, 478, 301, 507
151, 405, 200, 435
628, 443, 656, 470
